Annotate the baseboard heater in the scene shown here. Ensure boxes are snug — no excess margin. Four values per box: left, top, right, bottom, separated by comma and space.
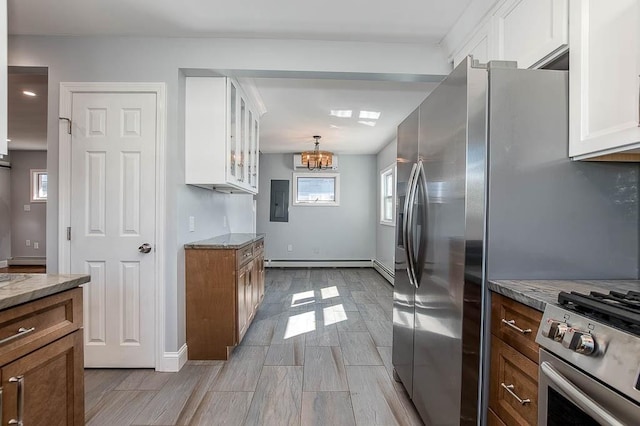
8, 257, 47, 266
372, 259, 395, 285
266, 259, 373, 268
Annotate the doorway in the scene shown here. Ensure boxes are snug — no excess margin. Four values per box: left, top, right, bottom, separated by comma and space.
59, 82, 166, 369
0, 66, 48, 274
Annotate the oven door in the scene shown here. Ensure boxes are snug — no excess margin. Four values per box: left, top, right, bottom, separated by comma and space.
539, 350, 640, 426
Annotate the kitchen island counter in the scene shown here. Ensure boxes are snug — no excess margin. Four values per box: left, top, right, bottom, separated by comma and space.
0, 273, 90, 310
488, 279, 640, 312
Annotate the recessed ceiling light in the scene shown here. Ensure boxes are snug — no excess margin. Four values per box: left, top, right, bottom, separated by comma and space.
330, 110, 352, 118
329, 125, 340, 129
358, 121, 377, 127
22, 90, 37, 97
359, 111, 381, 120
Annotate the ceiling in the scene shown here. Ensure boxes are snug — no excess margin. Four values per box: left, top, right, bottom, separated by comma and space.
250, 78, 436, 154
7, 0, 470, 154
7, 70, 48, 151
8, 0, 472, 44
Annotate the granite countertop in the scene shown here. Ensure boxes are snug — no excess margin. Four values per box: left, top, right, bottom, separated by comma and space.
488, 279, 640, 312
184, 233, 265, 250
0, 273, 90, 310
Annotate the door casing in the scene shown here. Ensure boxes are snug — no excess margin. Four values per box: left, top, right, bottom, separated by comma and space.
58, 82, 167, 371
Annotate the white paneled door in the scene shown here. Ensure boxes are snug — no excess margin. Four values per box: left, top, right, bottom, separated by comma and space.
70, 92, 156, 367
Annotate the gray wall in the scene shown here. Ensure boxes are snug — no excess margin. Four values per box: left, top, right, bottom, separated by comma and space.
8, 35, 447, 353
0, 160, 10, 263
376, 139, 397, 273
257, 154, 376, 261
9, 150, 46, 260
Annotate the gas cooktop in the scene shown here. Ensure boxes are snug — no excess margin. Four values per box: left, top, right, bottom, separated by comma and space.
558, 290, 640, 336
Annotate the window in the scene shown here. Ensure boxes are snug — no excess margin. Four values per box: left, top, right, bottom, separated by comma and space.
380, 164, 395, 225
30, 169, 47, 202
293, 172, 340, 206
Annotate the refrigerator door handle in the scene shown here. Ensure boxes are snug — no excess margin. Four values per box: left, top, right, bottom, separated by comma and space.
404, 162, 419, 287
413, 161, 429, 288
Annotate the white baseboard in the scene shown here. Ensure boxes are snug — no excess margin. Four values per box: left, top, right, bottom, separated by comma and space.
158, 343, 188, 372
0, 260, 7, 268
266, 260, 373, 268
372, 259, 395, 285
8, 256, 47, 266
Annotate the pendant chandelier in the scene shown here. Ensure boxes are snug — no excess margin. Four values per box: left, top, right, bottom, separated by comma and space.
301, 135, 333, 170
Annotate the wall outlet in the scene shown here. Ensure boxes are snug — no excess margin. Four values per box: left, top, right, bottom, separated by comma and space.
26, 240, 30, 247
188, 216, 195, 232
313, 247, 320, 254
23, 204, 30, 212
287, 244, 293, 252
34, 242, 39, 249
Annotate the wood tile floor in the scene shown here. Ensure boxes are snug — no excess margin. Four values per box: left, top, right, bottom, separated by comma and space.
85, 268, 423, 426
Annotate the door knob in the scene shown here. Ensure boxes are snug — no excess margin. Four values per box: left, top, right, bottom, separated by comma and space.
138, 243, 152, 254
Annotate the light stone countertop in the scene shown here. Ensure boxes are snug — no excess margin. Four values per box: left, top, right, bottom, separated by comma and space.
488, 279, 640, 312
0, 273, 90, 310
184, 233, 265, 250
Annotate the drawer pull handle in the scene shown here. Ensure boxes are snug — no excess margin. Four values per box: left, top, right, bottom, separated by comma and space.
0, 327, 36, 345
8, 375, 24, 426
501, 383, 531, 405
501, 319, 532, 334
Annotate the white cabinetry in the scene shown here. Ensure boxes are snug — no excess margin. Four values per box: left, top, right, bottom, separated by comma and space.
1, 1, 7, 155
451, 0, 568, 70
453, 22, 490, 67
185, 77, 260, 194
568, 0, 640, 160
492, 0, 568, 69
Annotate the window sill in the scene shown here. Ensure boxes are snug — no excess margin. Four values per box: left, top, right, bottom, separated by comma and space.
380, 221, 395, 227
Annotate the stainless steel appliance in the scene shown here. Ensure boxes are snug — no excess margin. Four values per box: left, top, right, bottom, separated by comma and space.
392, 57, 640, 425
536, 291, 640, 425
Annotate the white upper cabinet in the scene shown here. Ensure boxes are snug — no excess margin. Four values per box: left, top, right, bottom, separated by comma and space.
185, 77, 261, 194
0, 1, 7, 156
569, 0, 640, 160
449, 0, 568, 70
492, 0, 568, 69
453, 22, 490, 67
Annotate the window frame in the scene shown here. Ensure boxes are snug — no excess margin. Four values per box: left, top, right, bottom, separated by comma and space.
30, 169, 47, 202
292, 172, 340, 207
380, 164, 395, 225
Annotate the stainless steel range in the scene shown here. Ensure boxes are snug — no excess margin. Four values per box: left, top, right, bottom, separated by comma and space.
536, 290, 640, 425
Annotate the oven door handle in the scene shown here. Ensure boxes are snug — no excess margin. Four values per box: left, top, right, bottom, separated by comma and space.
540, 362, 625, 426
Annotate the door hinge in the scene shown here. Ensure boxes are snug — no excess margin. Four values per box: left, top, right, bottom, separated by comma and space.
67, 227, 71, 241
59, 117, 72, 135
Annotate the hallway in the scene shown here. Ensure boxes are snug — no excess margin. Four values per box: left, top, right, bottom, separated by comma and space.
85, 268, 422, 425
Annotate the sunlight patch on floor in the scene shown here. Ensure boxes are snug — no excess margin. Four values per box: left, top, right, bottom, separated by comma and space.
291, 290, 315, 307
323, 304, 348, 325
320, 286, 340, 300
284, 311, 316, 339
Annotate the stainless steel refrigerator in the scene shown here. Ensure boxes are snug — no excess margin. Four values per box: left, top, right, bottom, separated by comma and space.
392, 58, 639, 425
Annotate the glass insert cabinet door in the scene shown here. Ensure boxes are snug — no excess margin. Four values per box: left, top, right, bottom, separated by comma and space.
239, 97, 247, 183
228, 81, 237, 182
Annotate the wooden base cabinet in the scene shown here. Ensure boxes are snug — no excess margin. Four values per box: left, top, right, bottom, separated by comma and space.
0, 287, 85, 425
2, 331, 84, 426
186, 238, 265, 360
489, 292, 542, 426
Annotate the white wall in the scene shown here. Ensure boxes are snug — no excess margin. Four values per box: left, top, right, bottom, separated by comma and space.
8, 35, 448, 354
256, 154, 376, 261
375, 139, 397, 273
9, 150, 46, 259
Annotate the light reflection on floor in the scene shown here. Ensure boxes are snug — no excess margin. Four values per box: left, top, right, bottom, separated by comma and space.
285, 287, 348, 338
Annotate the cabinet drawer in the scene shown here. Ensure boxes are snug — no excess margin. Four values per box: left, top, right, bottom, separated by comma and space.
490, 337, 538, 426
0, 288, 82, 365
491, 292, 541, 363
236, 245, 254, 268
253, 239, 264, 254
